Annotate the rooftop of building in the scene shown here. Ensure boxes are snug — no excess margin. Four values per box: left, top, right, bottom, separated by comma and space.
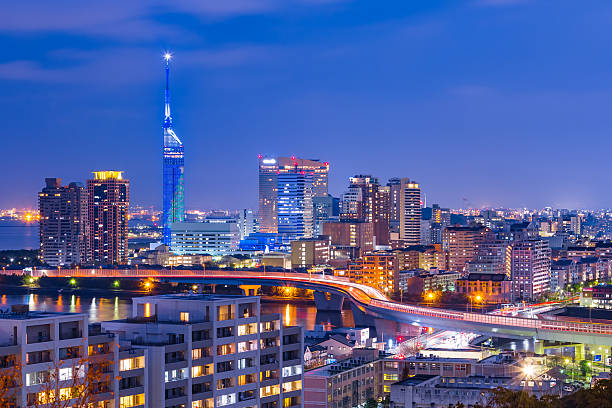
306, 356, 381, 377
398, 354, 481, 363
393, 375, 439, 387
312, 334, 355, 348
134, 293, 259, 302
445, 225, 487, 232
400, 269, 460, 277
305, 344, 327, 352
552, 258, 575, 267
392, 245, 438, 253
584, 284, 612, 291
576, 256, 600, 264
460, 273, 510, 282
0, 306, 84, 320
292, 236, 330, 242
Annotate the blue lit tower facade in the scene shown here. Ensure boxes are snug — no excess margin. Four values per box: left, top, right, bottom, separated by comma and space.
162, 53, 185, 246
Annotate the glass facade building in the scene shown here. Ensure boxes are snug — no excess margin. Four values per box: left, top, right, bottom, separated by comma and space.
277, 172, 314, 240
258, 156, 328, 234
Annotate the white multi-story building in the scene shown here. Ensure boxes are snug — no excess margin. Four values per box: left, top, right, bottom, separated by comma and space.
0, 306, 128, 407
102, 294, 304, 408
171, 221, 240, 256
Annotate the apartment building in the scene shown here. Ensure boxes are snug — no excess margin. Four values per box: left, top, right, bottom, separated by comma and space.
304, 349, 384, 408
0, 306, 122, 407
347, 252, 397, 294
102, 294, 304, 408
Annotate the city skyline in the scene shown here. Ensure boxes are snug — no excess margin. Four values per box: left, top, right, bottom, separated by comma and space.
3, 1, 612, 210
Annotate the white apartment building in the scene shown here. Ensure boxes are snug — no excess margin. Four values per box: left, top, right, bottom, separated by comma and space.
0, 306, 127, 407
102, 294, 304, 408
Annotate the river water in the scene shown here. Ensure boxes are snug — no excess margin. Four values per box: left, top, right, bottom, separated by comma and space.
0, 221, 38, 250
0, 292, 356, 329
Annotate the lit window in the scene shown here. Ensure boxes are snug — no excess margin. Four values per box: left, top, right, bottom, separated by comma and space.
282, 380, 302, 392
119, 356, 145, 371
180, 312, 189, 322
216, 393, 236, 407
143, 303, 151, 318
120, 394, 145, 408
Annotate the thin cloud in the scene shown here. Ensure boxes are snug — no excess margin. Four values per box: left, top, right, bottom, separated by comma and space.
476, 0, 532, 6
0, 61, 63, 81
0, 0, 349, 39
0, 45, 278, 83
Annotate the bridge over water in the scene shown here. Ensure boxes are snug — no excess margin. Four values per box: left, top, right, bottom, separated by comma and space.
8, 268, 612, 347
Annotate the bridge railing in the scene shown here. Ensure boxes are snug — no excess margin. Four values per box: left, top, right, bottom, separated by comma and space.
369, 299, 612, 336
12, 268, 352, 282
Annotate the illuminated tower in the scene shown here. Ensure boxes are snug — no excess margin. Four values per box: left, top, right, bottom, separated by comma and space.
162, 52, 185, 246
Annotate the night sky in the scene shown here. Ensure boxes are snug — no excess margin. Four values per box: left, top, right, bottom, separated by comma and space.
2, 1, 612, 211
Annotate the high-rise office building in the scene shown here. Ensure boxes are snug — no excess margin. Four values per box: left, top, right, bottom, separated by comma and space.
277, 172, 314, 239
399, 179, 422, 246
162, 53, 185, 247
340, 176, 390, 246
387, 178, 402, 230
258, 157, 279, 233
373, 185, 390, 246
238, 209, 258, 240
345, 175, 378, 222
340, 186, 363, 220
258, 156, 328, 233
312, 195, 340, 236
87, 171, 129, 265
38, 178, 87, 266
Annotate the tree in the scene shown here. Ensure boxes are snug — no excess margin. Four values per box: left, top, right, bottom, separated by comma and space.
560, 378, 612, 408
450, 380, 612, 408
0, 355, 22, 407
0, 350, 111, 408
579, 360, 591, 377
364, 398, 378, 408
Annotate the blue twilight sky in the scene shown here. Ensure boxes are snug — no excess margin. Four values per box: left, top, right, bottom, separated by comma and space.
1, 0, 612, 211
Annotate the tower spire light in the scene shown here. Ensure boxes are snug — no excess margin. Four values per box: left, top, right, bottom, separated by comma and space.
164, 52, 172, 125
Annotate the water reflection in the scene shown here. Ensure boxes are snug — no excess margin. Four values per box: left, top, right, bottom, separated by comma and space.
260, 301, 354, 330
0, 293, 132, 323
0, 294, 355, 330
